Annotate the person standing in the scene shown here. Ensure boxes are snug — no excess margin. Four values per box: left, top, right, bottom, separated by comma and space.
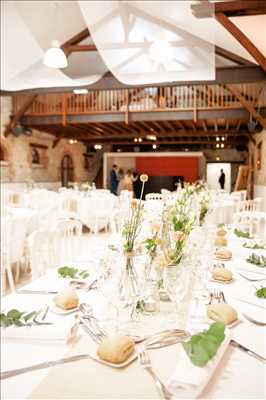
124, 169, 133, 191
117, 168, 125, 195
218, 169, 225, 190
110, 164, 119, 195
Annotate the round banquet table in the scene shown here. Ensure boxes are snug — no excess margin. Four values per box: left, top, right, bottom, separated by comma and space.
1, 233, 266, 400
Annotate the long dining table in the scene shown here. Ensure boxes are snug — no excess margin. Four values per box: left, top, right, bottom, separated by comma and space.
1, 232, 266, 400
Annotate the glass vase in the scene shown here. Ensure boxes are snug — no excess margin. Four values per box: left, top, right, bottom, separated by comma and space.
119, 253, 139, 307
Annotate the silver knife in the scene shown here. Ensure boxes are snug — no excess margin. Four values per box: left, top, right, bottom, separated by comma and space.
231, 297, 266, 310
230, 340, 266, 363
17, 290, 58, 295
0, 353, 94, 380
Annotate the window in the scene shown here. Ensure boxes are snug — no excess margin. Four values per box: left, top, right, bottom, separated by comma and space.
257, 141, 262, 171
31, 147, 40, 164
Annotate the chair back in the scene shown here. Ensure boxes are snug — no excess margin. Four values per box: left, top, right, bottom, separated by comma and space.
54, 219, 82, 264
233, 211, 266, 239
27, 229, 56, 278
145, 193, 163, 200
236, 198, 261, 213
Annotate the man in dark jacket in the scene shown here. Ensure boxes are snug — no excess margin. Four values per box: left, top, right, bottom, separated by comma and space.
218, 169, 225, 189
110, 164, 118, 194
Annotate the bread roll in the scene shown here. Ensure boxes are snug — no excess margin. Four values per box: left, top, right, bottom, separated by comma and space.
215, 248, 232, 260
215, 236, 228, 247
97, 335, 135, 364
54, 288, 79, 310
212, 267, 233, 282
207, 303, 237, 325
216, 228, 227, 237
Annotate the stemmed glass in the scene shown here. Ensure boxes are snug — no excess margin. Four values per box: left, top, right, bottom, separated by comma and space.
163, 263, 191, 328
97, 266, 124, 333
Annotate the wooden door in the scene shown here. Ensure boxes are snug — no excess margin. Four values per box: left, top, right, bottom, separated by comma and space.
61, 155, 74, 187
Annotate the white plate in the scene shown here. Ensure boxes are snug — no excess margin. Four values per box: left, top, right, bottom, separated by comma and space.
209, 278, 234, 285
49, 303, 79, 315
90, 349, 137, 368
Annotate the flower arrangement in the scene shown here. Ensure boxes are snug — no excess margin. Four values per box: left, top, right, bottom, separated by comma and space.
162, 187, 196, 266
199, 195, 210, 226
122, 174, 148, 253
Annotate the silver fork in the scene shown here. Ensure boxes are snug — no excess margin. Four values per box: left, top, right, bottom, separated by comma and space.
138, 346, 172, 400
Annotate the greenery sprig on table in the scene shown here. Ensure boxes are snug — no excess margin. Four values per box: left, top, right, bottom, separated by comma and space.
182, 322, 225, 367
0, 307, 52, 327
255, 287, 266, 299
234, 228, 252, 239
58, 266, 90, 279
246, 253, 266, 267
243, 242, 265, 250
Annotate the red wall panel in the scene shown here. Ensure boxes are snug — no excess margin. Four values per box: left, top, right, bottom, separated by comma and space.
136, 157, 198, 182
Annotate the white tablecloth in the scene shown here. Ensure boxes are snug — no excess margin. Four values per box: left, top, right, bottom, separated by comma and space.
1, 234, 266, 399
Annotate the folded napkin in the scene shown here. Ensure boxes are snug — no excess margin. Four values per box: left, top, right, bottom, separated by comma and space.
167, 333, 231, 399
1, 322, 79, 344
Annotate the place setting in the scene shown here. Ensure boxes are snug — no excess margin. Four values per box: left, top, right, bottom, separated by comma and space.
1, 1, 266, 399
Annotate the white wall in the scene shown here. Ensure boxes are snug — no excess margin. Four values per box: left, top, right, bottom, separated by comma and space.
207, 163, 231, 192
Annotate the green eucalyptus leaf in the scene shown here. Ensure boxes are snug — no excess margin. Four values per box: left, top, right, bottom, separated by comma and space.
7, 309, 24, 320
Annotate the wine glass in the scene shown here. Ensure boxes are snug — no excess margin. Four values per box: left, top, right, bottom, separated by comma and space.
163, 263, 191, 328
97, 267, 124, 332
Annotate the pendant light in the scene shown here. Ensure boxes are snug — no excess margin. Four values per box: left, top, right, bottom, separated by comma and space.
43, 2, 68, 69
43, 40, 68, 68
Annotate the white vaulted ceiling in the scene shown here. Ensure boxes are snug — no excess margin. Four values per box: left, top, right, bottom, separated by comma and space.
1, 1, 264, 91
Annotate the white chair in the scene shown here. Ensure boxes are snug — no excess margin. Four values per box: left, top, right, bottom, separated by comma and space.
231, 190, 247, 201
60, 197, 78, 219
88, 195, 116, 234
145, 193, 164, 200
233, 211, 266, 239
236, 198, 261, 213
27, 229, 56, 278
1, 217, 16, 293
54, 219, 82, 264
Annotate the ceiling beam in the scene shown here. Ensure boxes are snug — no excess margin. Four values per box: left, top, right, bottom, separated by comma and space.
2, 65, 265, 96
39, 129, 251, 142
226, 84, 266, 129
215, 45, 255, 66
61, 28, 90, 50
83, 138, 247, 145
66, 44, 97, 56
4, 95, 37, 137
21, 107, 266, 126
215, 12, 266, 72
191, 1, 266, 18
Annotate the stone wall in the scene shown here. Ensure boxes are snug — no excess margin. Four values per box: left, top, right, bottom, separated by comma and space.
0, 96, 96, 185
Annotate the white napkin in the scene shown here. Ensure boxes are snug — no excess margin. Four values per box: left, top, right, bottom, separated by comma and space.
1, 322, 79, 344
167, 333, 231, 399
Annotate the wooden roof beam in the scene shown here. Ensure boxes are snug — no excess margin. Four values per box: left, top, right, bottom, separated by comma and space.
215, 45, 255, 66
226, 84, 266, 129
191, 1, 266, 18
4, 95, 37, 137
215, 12, 266, 71
61, 28, 90, 50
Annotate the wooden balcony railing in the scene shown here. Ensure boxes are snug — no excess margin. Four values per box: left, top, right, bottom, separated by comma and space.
13, 83, 266, 117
